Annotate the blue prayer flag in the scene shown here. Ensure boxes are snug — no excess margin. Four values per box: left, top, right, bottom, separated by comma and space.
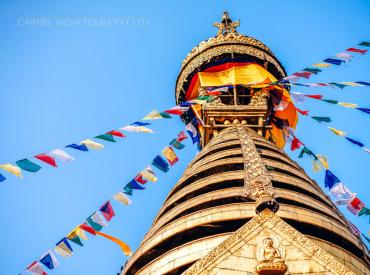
357, 108, 370, 114
325, 170, 340, 190
355, 81, 370, 86
152, 155, 169, 172
66, 143, 89, 151
323, 58, 345, 66
131, 121, 151, 126
345, 137, 364, 147
0, 173, 6, 182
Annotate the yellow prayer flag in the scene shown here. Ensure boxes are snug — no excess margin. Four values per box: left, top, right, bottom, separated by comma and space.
338, 102, 358, 108
328, 127, 346, 136
313, 63, 331, 68
312, 160, 321, 172
54, 243, 72, 257
81, 139, 104, 150
316, 154, 329, 169
161, 147, 178, 166
68, 227, 87, 240
142, 109, 162, 120
0, 163, 22, 178
113, 192, 132, 205
340, 82, 363, 87
141, 168, 158, 182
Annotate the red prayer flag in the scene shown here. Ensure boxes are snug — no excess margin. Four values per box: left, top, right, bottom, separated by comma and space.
346, 197, 365, 215
35, 153, 57, 167
100, 201, 115, 221
80, 223, 96, 235
107, 130, 126, 137
293, 71, 312, 79
296, 108, 309, 115
177, 130, 187, 142
304, 94, 323, 100
135, 174, 147, 184
291, 136, 303, 151
346, 47, 368, 54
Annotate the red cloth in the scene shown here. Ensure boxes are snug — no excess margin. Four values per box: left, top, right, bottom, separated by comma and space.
177, 131, 187, 142
347, 197, 365, 215
346, 47, 368, 54
107, 130, 126, 137
100, 201, 115, 221
80, 223, 96, 235
135, 174, 147, 184
291, 136, 303, 151
293, 71, 312, 79
305, 94, 323, 100
164, 108, 185, 115
35, 154, 57, 167
296, 108, 309, 115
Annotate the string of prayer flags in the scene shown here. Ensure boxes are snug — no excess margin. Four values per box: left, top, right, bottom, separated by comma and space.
80, 139, 104, 150
15, 159, 41, 173
162, 147, 179, 166
35, 154, 57, 167
107, 130, 126, 138
95, 134, 116, 142
0, 163, 22, 178
66, 143, 89, 152
100, 201, 115, 221
54, 238, 73, 257
141, 166, 158, 182
113, 191, 132, 205
40, 250, 59, 270
27, 261, 47, 275
152, 155, 169, 172
50, 149, 74, 162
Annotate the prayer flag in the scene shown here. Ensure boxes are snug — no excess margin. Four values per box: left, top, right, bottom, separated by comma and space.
162, 147, 179, 166
298, 147, 315, 159
359, 41, 370, 47
357, 108, 370, 114
80, 222, 96, 235
0, 173, 6, 182
358, 207, 370, 217
26, 261, 47, 275
335, 52, 353, 61
323, 58, 345, 65
40, 250, 59, 270
322, 99, 338, 104
100, 201, 115, 221
296, 108, 309, 115
107, 130, 126, 137
348, 221, 360, 236
120, 125, 154, 133
67, 228, 84, 246
324, 170, 340, 190
312, 160, 321, 172
170, 139, 185, 150
291, 92, 306, 104
346, 47, 368, 54
302, 68, 321, 74
34, 154, 57, 167
135, 173, 147, 184
66, 143, 88, 151
291, 136, 303, 151
313, 63, 331, 68
95, 134, 116, 142
50, 149, 74, 161
54, 238, 73, 257
142, 109, 163, 120
177, 130, 188, 142
328, 127, 346, 136
152, 155, 169, 172
186, 121, 199, 144
345, 137, 364, 147
334, 199, 353, 206
159, 112, 172, 118
95, 231, 132, 256
15, 159, 41, 172
338, 102, 358, 108
113, 191, 132, 205
312, 116, 331, 123
0, 163, 22, 178
282, 75, 300, 82
355, 81, 370, 86
86, 214, 103, 231
131, 121, 151, 126
316, 154, 329, 169
347, 197, 365, 215
141, 166, 158, 182
341, 82, 363, 87
80, 139, 104, 150
164, 106, 189, 115
123, 179, 145, 196
293, 71, 312, 79
305, 94, 323, 100
91, 211, 109, 227
329, 82, 346, 89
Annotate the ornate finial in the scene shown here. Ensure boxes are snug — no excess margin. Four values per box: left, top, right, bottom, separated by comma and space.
213, 11, 240, 37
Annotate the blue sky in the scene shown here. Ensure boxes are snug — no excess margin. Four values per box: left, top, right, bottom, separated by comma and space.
1, 1, 369, 274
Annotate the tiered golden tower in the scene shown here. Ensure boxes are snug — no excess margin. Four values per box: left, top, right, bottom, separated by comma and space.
122, 12, 370, 274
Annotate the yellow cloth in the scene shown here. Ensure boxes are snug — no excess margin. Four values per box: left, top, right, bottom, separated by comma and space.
0, 163, 22, 178
54, 243, 72, 257
113, 192, 132, 205
328, 127, 346, 136
338, 102, 358, 108
341, 82, 362, 87
197, 64, 276, 87
95, 231, 132, 256
142, 109, 162, 120
312, 160, 322, 172
68, 227, 87, 240
313, 63, 331, 68
141, 168, 158, 182
81, 139, 104, 150
162, 147, 178, 164
316, 154, 329, 169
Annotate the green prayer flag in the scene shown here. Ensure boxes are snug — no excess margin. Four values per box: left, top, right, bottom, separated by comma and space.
67, 236, 83, 246
311, 116, 331, 123
322, 99, 338, 104
303, 68, 322, 74
15, 159, 41, 172
123, 184, 133, 196
298, 147, 315, 159
329, 83, 346, 89
159, 112, 172, 118
358, 207, 370, 216
359, 41, 370, 47
170, 139, 185, 150
86, 215, 103, 231
94, 134, 116, 142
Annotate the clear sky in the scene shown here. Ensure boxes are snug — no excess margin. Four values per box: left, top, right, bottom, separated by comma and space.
1, 1, 369, 274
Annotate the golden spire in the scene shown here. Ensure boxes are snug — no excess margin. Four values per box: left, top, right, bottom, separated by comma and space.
213, 11, 240, 36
